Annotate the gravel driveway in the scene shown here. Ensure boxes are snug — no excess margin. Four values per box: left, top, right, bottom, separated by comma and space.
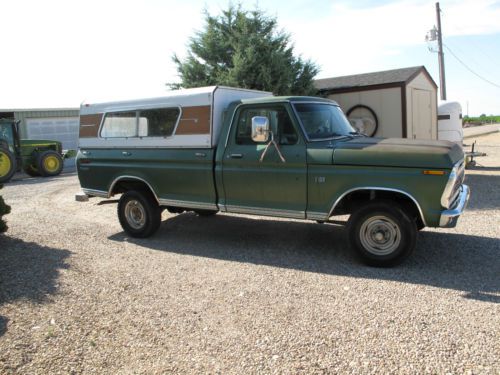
1, 133, 499, 374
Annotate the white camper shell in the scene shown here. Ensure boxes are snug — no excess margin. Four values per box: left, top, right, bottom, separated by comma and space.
79, 86, 271, 149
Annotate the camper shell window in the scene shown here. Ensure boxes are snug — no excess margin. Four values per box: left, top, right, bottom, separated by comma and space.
100, 107, 181, 138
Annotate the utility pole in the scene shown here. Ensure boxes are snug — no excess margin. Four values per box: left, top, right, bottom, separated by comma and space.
436, 2, 446, 100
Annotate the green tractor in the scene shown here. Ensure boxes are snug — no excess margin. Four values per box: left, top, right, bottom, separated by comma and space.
0, 118, 75, 183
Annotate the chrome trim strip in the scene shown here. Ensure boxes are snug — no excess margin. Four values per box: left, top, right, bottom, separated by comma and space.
225, 205, 305, 219
108, 176, 160, 203
440, 160, 465, 208
108, 176, 218, 210
439, 184, 470, 227
82, 188, 109, 198
306, 211, 329, 221
328, 186, 428, 227
158, 198, 218, 211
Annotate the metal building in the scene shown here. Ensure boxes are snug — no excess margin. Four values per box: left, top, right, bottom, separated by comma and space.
0, 108, 79, 152
315, 66, 438, 140
0, 108, 79, 169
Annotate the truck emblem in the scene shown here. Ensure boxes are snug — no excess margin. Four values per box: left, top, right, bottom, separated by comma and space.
315, 176, 326, 183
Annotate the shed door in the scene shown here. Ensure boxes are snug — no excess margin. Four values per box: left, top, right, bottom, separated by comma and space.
26, 117, 79, 167
411, 89, 432, 140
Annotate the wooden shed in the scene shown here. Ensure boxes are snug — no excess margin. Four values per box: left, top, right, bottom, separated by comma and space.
315, 66, 438, 140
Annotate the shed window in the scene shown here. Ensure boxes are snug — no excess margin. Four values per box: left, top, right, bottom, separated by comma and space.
100, 108, 180, 138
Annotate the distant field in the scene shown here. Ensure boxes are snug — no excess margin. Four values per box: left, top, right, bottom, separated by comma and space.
464, 115, 500, 125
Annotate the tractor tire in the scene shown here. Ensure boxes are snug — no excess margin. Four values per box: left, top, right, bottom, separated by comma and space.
0, 148, 16, 183
23, 164, 40, 177
37, 150, 64, 177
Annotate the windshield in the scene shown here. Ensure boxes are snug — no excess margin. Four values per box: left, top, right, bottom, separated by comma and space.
293, 103, 355, 140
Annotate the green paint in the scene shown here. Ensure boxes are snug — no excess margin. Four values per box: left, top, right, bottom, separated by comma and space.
77, 97, 467, 229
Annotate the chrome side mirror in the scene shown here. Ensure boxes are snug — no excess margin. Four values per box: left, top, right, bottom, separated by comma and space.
251, 116, 269, 143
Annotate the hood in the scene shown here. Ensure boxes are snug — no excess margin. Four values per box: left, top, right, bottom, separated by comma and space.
332, 137, 463, 168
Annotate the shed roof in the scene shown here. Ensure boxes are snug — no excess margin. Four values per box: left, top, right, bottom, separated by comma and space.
315, 66, 437, 92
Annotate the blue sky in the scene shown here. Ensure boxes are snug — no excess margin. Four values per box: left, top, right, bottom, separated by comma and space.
1, 0, 499, 115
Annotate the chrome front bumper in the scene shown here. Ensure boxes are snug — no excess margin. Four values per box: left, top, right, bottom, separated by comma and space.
439, 185, 470, 227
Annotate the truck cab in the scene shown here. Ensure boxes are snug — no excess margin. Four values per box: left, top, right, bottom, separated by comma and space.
77, 87, 469, 267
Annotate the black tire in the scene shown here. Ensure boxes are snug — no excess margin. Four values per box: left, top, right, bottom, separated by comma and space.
117, 190, 162, 238
23, 164, 40, 177
194, 209, 218, 217
0, 148, 16, 183
347, 200, 417, 267
37, 150, 64, 177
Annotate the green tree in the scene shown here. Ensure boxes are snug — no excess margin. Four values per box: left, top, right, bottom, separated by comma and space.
169, 4, 319, 95
0, 184, 10, 233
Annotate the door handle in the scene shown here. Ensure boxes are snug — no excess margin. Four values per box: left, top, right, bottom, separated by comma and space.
230, 153, 243, 159
195, 152, 206, 158
122, 151, 132, 156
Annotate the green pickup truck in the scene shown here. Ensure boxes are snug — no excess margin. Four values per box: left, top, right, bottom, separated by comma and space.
76, 86, 469, 266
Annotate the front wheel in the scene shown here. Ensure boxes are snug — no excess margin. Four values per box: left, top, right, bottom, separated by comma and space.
117, 190, 162, 238
347, 201, 417, 267
37, 150, 63, 177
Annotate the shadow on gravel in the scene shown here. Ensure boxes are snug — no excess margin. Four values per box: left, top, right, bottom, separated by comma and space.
5, 171, 77, 186
0, 316, 7, 336
0, 236, 71, 336
467, 166, 500, 172
109, 213, 500, 304
465, 174, 500, 210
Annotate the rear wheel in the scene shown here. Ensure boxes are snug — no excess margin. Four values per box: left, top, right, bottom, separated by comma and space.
347, 200, 417, 267
118, 190, 162, 238
0, 148, 16, 183
37, 150, 63, 177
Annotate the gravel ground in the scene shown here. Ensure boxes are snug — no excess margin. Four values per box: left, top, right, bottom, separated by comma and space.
0, 133, 499, 374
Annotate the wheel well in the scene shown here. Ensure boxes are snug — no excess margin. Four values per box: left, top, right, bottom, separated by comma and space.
332, 189, 424, 226
109, 178, 158, 202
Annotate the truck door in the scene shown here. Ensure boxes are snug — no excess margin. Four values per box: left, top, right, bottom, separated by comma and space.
221, 103, 307, 218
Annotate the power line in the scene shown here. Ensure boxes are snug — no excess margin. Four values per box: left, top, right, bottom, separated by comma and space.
443, 43, 500, 89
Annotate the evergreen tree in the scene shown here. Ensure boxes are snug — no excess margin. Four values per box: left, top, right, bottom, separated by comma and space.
169, 5, 319, 95
0, 184, 10, 233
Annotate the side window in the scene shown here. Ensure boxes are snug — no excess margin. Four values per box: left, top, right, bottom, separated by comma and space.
101, 111, 136, 138
139, 108, 180, 137
235, 106, 298, 145
100, 108, 180, 138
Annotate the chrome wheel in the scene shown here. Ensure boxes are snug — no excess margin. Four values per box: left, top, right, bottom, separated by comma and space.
124, 199, 146, 230
359, 215, 401, 256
